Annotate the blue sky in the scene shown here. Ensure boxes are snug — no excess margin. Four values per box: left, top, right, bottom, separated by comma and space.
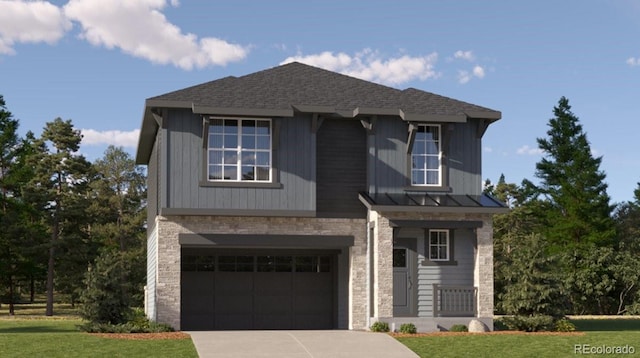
1, 0, 639, 204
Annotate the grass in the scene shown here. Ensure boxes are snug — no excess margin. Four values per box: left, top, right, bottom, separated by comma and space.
0, 318, 198, 358
397, 319, 640, 358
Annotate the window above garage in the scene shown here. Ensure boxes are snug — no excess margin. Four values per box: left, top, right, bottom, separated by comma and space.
206, 118, 272, 182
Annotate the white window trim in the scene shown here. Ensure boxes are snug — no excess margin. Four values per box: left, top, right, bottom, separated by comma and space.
411, 124, 442, 187
428, 229, 449, 261
206, 117, 273, 183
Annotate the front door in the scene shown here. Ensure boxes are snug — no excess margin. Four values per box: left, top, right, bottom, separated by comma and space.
393, 238, 416, 316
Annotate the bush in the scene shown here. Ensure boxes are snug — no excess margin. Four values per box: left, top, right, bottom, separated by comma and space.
398, 323, 417, 334
499, 315, 555, 332
493, 318, 509, 331
370, 321, 390, 332
80, 251, 132, 324
79, 310, 174, 333
449, 324, 468, 332
554, 318, 576, 332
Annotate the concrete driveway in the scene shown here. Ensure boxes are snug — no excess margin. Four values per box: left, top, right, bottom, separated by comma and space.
188, 330, 419, 358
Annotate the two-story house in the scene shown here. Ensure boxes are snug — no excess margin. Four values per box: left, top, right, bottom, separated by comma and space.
135, 62, 507, 332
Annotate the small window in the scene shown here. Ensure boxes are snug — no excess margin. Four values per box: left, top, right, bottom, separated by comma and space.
411, 124, 441, 186
182, 255, 215, 272
429, 230, 449, 261
393, 248, 407, 268
207, 118, 272, 182
218, 256, 254, 272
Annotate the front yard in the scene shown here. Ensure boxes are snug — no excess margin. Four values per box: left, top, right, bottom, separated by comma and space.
1, 309, 639, 358
397, 319, 640, 358
0, 318, 197, 358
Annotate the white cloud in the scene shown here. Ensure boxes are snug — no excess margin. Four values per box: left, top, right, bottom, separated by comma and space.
63, 0, 249, 70
457, 65, 486, 84
483, 146, 493, 153
473, 65, 485, 78
627, 57, 640, 67
81, 129, 140, 148
0, 0, 71, 54
516, 145, 543, 156
281, 49, 439, 86
453, 50, 475, 61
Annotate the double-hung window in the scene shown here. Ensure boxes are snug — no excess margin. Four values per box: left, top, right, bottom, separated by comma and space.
411, 124, 441, 186
428, 229, 449, 261
207, 118, 272, 182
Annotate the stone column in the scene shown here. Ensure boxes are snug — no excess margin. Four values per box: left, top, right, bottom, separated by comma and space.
474, 215, 494, 318
155, 217, 182, 330
372, 211, 394, 318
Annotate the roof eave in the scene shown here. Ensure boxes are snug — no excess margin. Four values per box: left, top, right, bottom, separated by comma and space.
135, 106, 159, 165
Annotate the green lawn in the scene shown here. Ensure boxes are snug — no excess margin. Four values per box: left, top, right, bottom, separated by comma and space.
0, 319, 198, 358
397, 319, 640, 358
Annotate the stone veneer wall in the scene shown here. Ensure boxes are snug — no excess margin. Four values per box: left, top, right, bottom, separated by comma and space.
370, 210, 494, 320
153, 215, 368, 330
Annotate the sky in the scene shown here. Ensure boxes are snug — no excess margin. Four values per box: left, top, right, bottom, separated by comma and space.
1, 0, 639, 205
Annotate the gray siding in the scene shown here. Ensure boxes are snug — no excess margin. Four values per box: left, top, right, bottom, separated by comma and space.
316, 119, 367, 218
368, 117, 482, 195
368, 116, 408, 194
416, 229, 475, 317
164, 109, 315, 212
448, 121, 482, 195
146, 225, 158, 321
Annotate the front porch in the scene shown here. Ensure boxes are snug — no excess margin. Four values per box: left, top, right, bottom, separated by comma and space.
360, 193, 508, 332
375, 284, 481, 332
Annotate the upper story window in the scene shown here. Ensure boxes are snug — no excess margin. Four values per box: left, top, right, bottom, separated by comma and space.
207, 118, 271, 182
411, 124, 441, 186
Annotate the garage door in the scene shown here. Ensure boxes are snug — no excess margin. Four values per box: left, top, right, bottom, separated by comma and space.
181, 251, 335, 330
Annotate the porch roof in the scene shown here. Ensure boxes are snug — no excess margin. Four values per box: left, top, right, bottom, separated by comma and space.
358, 192, 509, 214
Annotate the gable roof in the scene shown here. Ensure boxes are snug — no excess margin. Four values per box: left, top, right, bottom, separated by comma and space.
136, 62, 501, 164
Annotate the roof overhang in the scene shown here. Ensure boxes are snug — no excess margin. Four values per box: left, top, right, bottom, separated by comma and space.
135, 98, 502, 165
358, 192, 510, 214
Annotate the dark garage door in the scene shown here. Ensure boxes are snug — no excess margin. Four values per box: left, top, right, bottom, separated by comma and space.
181, 251, 335, 330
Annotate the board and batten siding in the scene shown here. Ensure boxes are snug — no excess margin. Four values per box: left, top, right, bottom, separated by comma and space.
164, 109, 315, 212
367, 116, 408, 194
368, 117, 483, 195
447, 121, 482, 196
145, 225, 158, 321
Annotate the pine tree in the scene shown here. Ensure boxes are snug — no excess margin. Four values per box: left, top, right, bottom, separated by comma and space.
534, 97, 614, 250
25, 118, 92, 316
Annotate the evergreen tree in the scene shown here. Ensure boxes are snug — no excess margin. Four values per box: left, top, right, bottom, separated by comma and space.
25, 118, 92, 316
534, 96, 614, 250
0, 97, 46, 313
611, 183, 640, 314
88, 146, 147, 305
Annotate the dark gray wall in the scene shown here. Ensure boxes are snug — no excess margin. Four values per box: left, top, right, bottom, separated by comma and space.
157, 110, 483, 214
368, 117, 482, 195
448, 121, 482, 195
316, 119, 367, 218
164, 109, 315, 212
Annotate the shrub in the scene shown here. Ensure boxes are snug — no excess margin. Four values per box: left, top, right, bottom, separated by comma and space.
79, 312, 174, 333
449, 324, 468, 332
80, 251, 132, 324
398, 323, 417, 334
493, 318, 509, 331
554, 318, 576, 332
370, 321, 390, 332
499, 315, 555, 332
